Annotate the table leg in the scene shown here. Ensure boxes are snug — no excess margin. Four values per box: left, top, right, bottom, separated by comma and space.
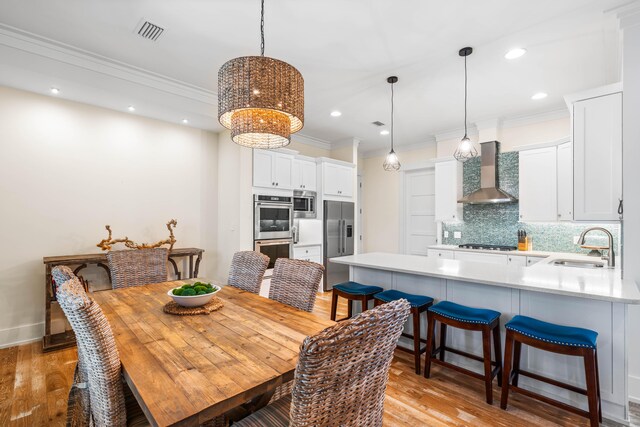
194, 253, 203, 278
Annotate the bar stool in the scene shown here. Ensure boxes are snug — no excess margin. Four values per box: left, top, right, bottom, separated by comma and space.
501, 315, 601, 427
424, 301, 502, 404
374, 290, 433, 374
330, 281, 383, 322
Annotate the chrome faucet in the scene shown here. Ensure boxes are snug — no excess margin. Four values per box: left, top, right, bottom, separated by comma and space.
577, 227, 615, 268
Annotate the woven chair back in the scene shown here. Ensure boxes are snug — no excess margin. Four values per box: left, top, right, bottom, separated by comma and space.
269, 259, 324, 312
228, 251, 269, 294
107, 248, 168, 289
56, 278, 127, 427
290, 298, 411, 427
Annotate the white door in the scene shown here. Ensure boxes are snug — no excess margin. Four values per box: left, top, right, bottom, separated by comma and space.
519, 147, 558, 222
301, 160, 317, 191
404, 169, 436, 255
338, 165, 354, 197
272, 153, 293, 190
323, 163, 341, 196
435, 160, 462, 221
557, 142, 573, 221
253, 150, 274, 188
573, 93, 623, 221
292, 160, 303, 189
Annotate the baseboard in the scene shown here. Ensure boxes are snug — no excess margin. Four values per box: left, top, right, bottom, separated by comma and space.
0, 322, 43, 349
630, 375, 640, 404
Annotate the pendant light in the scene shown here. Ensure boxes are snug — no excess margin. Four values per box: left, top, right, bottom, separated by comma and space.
218, 0, 304, 149
383, 76, 401, 171
453, 47, 478, 162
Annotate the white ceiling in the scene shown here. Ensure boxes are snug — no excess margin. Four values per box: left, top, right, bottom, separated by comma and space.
0, 0, 627, 152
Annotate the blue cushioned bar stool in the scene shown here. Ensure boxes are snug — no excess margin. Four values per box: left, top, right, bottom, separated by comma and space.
374, 290, 434, 374
500, 315, 601, 426
330, 281, 383, 322
424, 301, 503, 404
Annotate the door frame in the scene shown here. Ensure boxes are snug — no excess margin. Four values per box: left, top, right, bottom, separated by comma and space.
399, 160, 436, 254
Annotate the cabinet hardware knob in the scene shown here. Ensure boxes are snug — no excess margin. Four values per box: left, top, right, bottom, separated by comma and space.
272, 182, 275, 186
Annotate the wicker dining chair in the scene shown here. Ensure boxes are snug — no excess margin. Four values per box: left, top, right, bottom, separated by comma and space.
228, 251, 270, 294
107, 248, 169, 289
235, 298, 411, 427
56, 277, 129, 426
268, 258, 324, 312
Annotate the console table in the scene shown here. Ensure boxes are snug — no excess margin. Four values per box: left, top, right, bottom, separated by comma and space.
42, 247, 204, 352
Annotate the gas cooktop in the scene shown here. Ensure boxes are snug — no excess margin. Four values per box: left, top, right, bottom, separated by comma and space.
458, 244, 517, 252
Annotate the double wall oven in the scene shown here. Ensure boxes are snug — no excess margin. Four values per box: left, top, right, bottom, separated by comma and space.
254, 194, 293, 269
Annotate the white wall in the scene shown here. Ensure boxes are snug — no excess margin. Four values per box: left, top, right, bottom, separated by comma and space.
0, 86, 219, 347
362, 144, 437, 253
620, 9, 640, 403
215, 130, 254, 283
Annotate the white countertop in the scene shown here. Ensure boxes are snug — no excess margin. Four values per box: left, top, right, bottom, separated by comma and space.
330, 252, 640, 304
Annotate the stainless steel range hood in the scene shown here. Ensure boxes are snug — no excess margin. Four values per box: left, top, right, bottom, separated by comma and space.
457, 141, 518, 204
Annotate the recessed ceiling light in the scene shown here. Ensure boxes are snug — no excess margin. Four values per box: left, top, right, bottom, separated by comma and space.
127, 105, 136, 112
531, 92, 548, 100
182, 118, 189, 124
505, 48, 527, 59
50, 87, 60, 95
380, 130, 390, 135
330, 111, 342, 117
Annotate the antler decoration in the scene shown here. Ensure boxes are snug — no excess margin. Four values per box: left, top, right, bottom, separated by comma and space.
97, 219, 177, 252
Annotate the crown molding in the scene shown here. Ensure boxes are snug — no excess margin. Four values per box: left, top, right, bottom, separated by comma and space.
291, 133, 333, 150
611, 1, 640, 28
0, 24, 217, 104
501, 107, 569, 128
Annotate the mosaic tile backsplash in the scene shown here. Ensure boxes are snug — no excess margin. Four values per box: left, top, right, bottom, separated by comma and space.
441, 150, 620, 254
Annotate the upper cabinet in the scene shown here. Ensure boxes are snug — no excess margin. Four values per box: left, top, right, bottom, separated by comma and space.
519, 146, 558, 222
318, 159, 355, 200
556, 142, 573, 221
571, 91, 623, 221
434, 159, 463, 221
253, 150, 294, 190
292, 158, 317, 191
565, 84, 623, 221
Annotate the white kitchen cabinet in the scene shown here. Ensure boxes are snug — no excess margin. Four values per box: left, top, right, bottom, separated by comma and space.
572, 92, 622, 221
435, 160, 463, 222
507, 255, 528, 266
526, 256, 546, 266
454, 251, 508, 265
427, 249, 454, 259
292, 158, 317, 191
293, 245, 321, 263
253, 150, 293, 190
557, 142, 573, 221
322, 162, 354, 198
519, 146, 558, 222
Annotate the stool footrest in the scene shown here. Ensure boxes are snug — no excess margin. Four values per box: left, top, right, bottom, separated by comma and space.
515, 369, 588, 396
434, 346, 500, 367
509, 384, 592, 419
429, 359, 485, 382
400, 332, 427, 344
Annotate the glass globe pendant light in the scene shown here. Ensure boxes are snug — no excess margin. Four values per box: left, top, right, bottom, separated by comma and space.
383, 76, 401, 171
218, 0, 304, 148
454, 47, 478, 162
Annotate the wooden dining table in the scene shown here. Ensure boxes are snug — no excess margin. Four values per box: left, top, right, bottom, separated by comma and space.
92, 279, 336, 427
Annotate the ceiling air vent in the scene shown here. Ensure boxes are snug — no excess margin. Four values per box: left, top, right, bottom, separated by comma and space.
135, 20, 165, 42
371, 121, 385, 126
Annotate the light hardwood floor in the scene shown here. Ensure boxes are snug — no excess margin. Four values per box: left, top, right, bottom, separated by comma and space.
1, 290, 638, 426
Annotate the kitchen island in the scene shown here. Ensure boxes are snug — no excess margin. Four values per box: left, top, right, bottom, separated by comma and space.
331, 252, 640, 423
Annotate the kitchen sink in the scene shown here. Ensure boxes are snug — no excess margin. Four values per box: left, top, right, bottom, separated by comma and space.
552, 259, 605, 269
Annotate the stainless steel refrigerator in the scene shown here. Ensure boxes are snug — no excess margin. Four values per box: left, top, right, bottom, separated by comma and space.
323, 200, 354, 291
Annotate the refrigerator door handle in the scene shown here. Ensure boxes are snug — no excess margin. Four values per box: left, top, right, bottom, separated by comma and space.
342, 219, 346, 253
339, 219, 343, 255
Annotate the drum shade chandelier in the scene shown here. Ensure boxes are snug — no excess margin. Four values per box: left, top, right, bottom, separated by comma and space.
218, 0, 304, 148
383, 76, 401, 171
454, 47, 478, 162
